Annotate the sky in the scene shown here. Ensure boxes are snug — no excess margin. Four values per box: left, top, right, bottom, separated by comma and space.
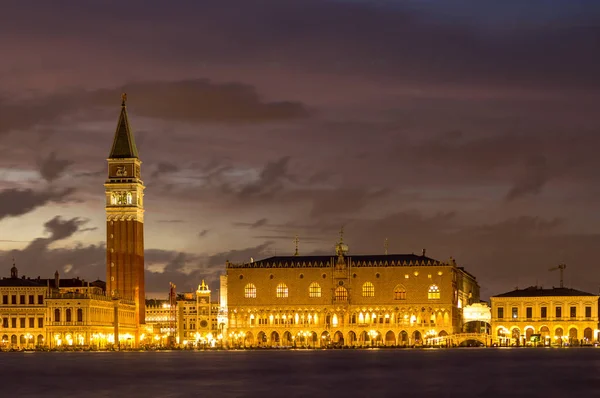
1, 0, 600, 299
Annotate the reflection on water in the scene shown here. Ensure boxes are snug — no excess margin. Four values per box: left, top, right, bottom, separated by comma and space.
4, 348, 600, 397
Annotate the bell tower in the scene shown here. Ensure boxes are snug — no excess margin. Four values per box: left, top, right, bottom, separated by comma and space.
105, 93, 146, 325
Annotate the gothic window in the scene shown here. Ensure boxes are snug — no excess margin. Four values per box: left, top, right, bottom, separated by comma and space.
335, 286, 348, 301
244, 284, 256, 298
309, 282, 321, 298
276, 283, 289, 298
428, 285, 440, 300
362, 282, 375, 297
394, 285, 407, 300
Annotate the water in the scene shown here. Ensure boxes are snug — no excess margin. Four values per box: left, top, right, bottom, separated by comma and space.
3, 348, 599, 397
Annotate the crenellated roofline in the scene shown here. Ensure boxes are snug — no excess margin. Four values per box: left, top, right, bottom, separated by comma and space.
226, 254, 454, 270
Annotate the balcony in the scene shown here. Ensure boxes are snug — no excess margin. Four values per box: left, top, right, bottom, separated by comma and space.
492, 316, 597, 322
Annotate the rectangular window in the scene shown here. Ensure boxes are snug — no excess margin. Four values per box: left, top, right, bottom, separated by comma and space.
586, 306, 592, 318
497, 308, 504, 319
19, 318, 25, 328
38, 318, 44, 328
526, 308, 532, 319
2, 295, 7, 305
29, 318, 34, 328
541, 307, 547, 318
11, 318, 16, 328
19, 295, 25, 305
2, 318, 7, 328
570, 306, 577, 318
28, 295, 34, 305
11, 295, 16, 305
38, 295, 44, 305
555, 306, 562, 318
512, 307, 518, 319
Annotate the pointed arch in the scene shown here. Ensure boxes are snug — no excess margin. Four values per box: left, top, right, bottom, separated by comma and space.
335, 286, 348, 301
347, 331, 357, 346
244, 283, 256, 298
399, 330, 409, 344
309, 282, 321, 298
276, 283, 288, 298
393, 284, 406, 300
428, 285, 440, 300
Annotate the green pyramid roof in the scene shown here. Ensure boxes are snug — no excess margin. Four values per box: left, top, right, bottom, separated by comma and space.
108, 95, 139, 159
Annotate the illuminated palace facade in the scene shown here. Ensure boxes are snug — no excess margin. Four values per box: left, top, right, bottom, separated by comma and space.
490, 286, 599, 346
0, 266, 136, 349
226, 240, 480, 347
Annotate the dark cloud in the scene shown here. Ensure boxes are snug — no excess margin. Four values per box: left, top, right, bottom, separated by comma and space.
3, 1, 599, 90
43, 216, 87, 241
207, 242, 273, 267
37, 151, 74, 182
151, 162, 179, 179
505, 155, 550, 201
234, 218, 268, 229
335, 212, 593, 298
156, 219, 185, 224
0, 80, 310, 134
0, 216, 271, 297
310, 188, 389, 217
198, 229, 209, 238
0, 188, 75, 221
239, 157, 294, 197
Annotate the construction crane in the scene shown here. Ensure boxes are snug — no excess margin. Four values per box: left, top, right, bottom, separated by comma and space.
549, 264, 567, 288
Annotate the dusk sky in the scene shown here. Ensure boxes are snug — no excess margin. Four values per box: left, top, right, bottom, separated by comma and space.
1, 0, 600, 298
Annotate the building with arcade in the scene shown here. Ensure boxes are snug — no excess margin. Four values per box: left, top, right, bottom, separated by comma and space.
225, 236, 480, 347
490, 286, 599, 346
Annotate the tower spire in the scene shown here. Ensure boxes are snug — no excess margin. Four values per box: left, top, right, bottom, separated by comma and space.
109, 93, 139, 159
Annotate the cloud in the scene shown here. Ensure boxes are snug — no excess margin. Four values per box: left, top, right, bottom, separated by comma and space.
0, 188, 75, 221
198, 229, 209, 238
4, 0, 598, 91
234, 218, 268, 229
239, 156, 294, 197
156, 219, 185, 224
310, 188, 389, 217
150, 161, 180, 179
37, 151, 74, 182
0, 215, 273, 297
0, 79, 310, 134
505, 155, 549, 201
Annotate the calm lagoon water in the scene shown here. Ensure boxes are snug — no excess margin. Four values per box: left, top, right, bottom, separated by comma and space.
2, 348, 600, 397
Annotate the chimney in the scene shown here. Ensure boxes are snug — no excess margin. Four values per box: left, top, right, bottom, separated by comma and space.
54, 270, 60, 289
422, 249, 426, 256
